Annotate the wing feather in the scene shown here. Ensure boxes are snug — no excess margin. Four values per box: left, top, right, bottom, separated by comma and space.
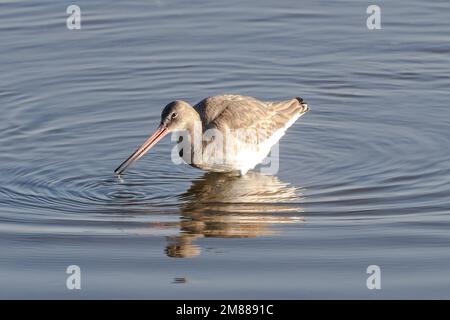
194, 95, 308, 144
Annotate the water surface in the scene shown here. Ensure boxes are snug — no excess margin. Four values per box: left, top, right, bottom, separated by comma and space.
1, 0, 450, 298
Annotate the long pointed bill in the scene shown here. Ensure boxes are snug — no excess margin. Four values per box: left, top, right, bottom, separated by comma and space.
114, 125, 168, 175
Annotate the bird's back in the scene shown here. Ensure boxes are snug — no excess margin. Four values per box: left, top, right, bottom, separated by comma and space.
194, 95, 308, 140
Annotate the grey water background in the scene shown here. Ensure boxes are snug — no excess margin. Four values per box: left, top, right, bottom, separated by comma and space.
1, 0, 449, 298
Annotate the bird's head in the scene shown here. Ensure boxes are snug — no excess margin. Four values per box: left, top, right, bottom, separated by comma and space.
114, 100, 197, 175
160, 100, 195, 132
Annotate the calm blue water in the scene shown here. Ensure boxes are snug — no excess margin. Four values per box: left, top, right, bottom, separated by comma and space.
1, 0, 450, 298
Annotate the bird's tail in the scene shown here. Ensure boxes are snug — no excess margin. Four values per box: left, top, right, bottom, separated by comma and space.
295, 97, 310, 114
266, 97, 310, 119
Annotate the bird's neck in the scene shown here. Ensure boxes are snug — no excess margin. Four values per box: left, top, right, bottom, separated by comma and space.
185, 109, 203, 138
177, 109, 203, 165
186, 111, 203, 160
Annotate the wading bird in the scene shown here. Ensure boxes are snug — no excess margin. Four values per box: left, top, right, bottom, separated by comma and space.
115, 95, 309, 176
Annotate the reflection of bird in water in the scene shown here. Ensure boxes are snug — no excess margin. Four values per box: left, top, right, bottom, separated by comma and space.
165, 172, 304, 258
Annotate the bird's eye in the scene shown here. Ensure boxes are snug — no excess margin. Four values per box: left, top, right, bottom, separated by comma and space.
171, 112, 178, 119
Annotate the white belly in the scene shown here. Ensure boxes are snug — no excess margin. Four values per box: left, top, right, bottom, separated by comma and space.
194, 142, 270, 175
